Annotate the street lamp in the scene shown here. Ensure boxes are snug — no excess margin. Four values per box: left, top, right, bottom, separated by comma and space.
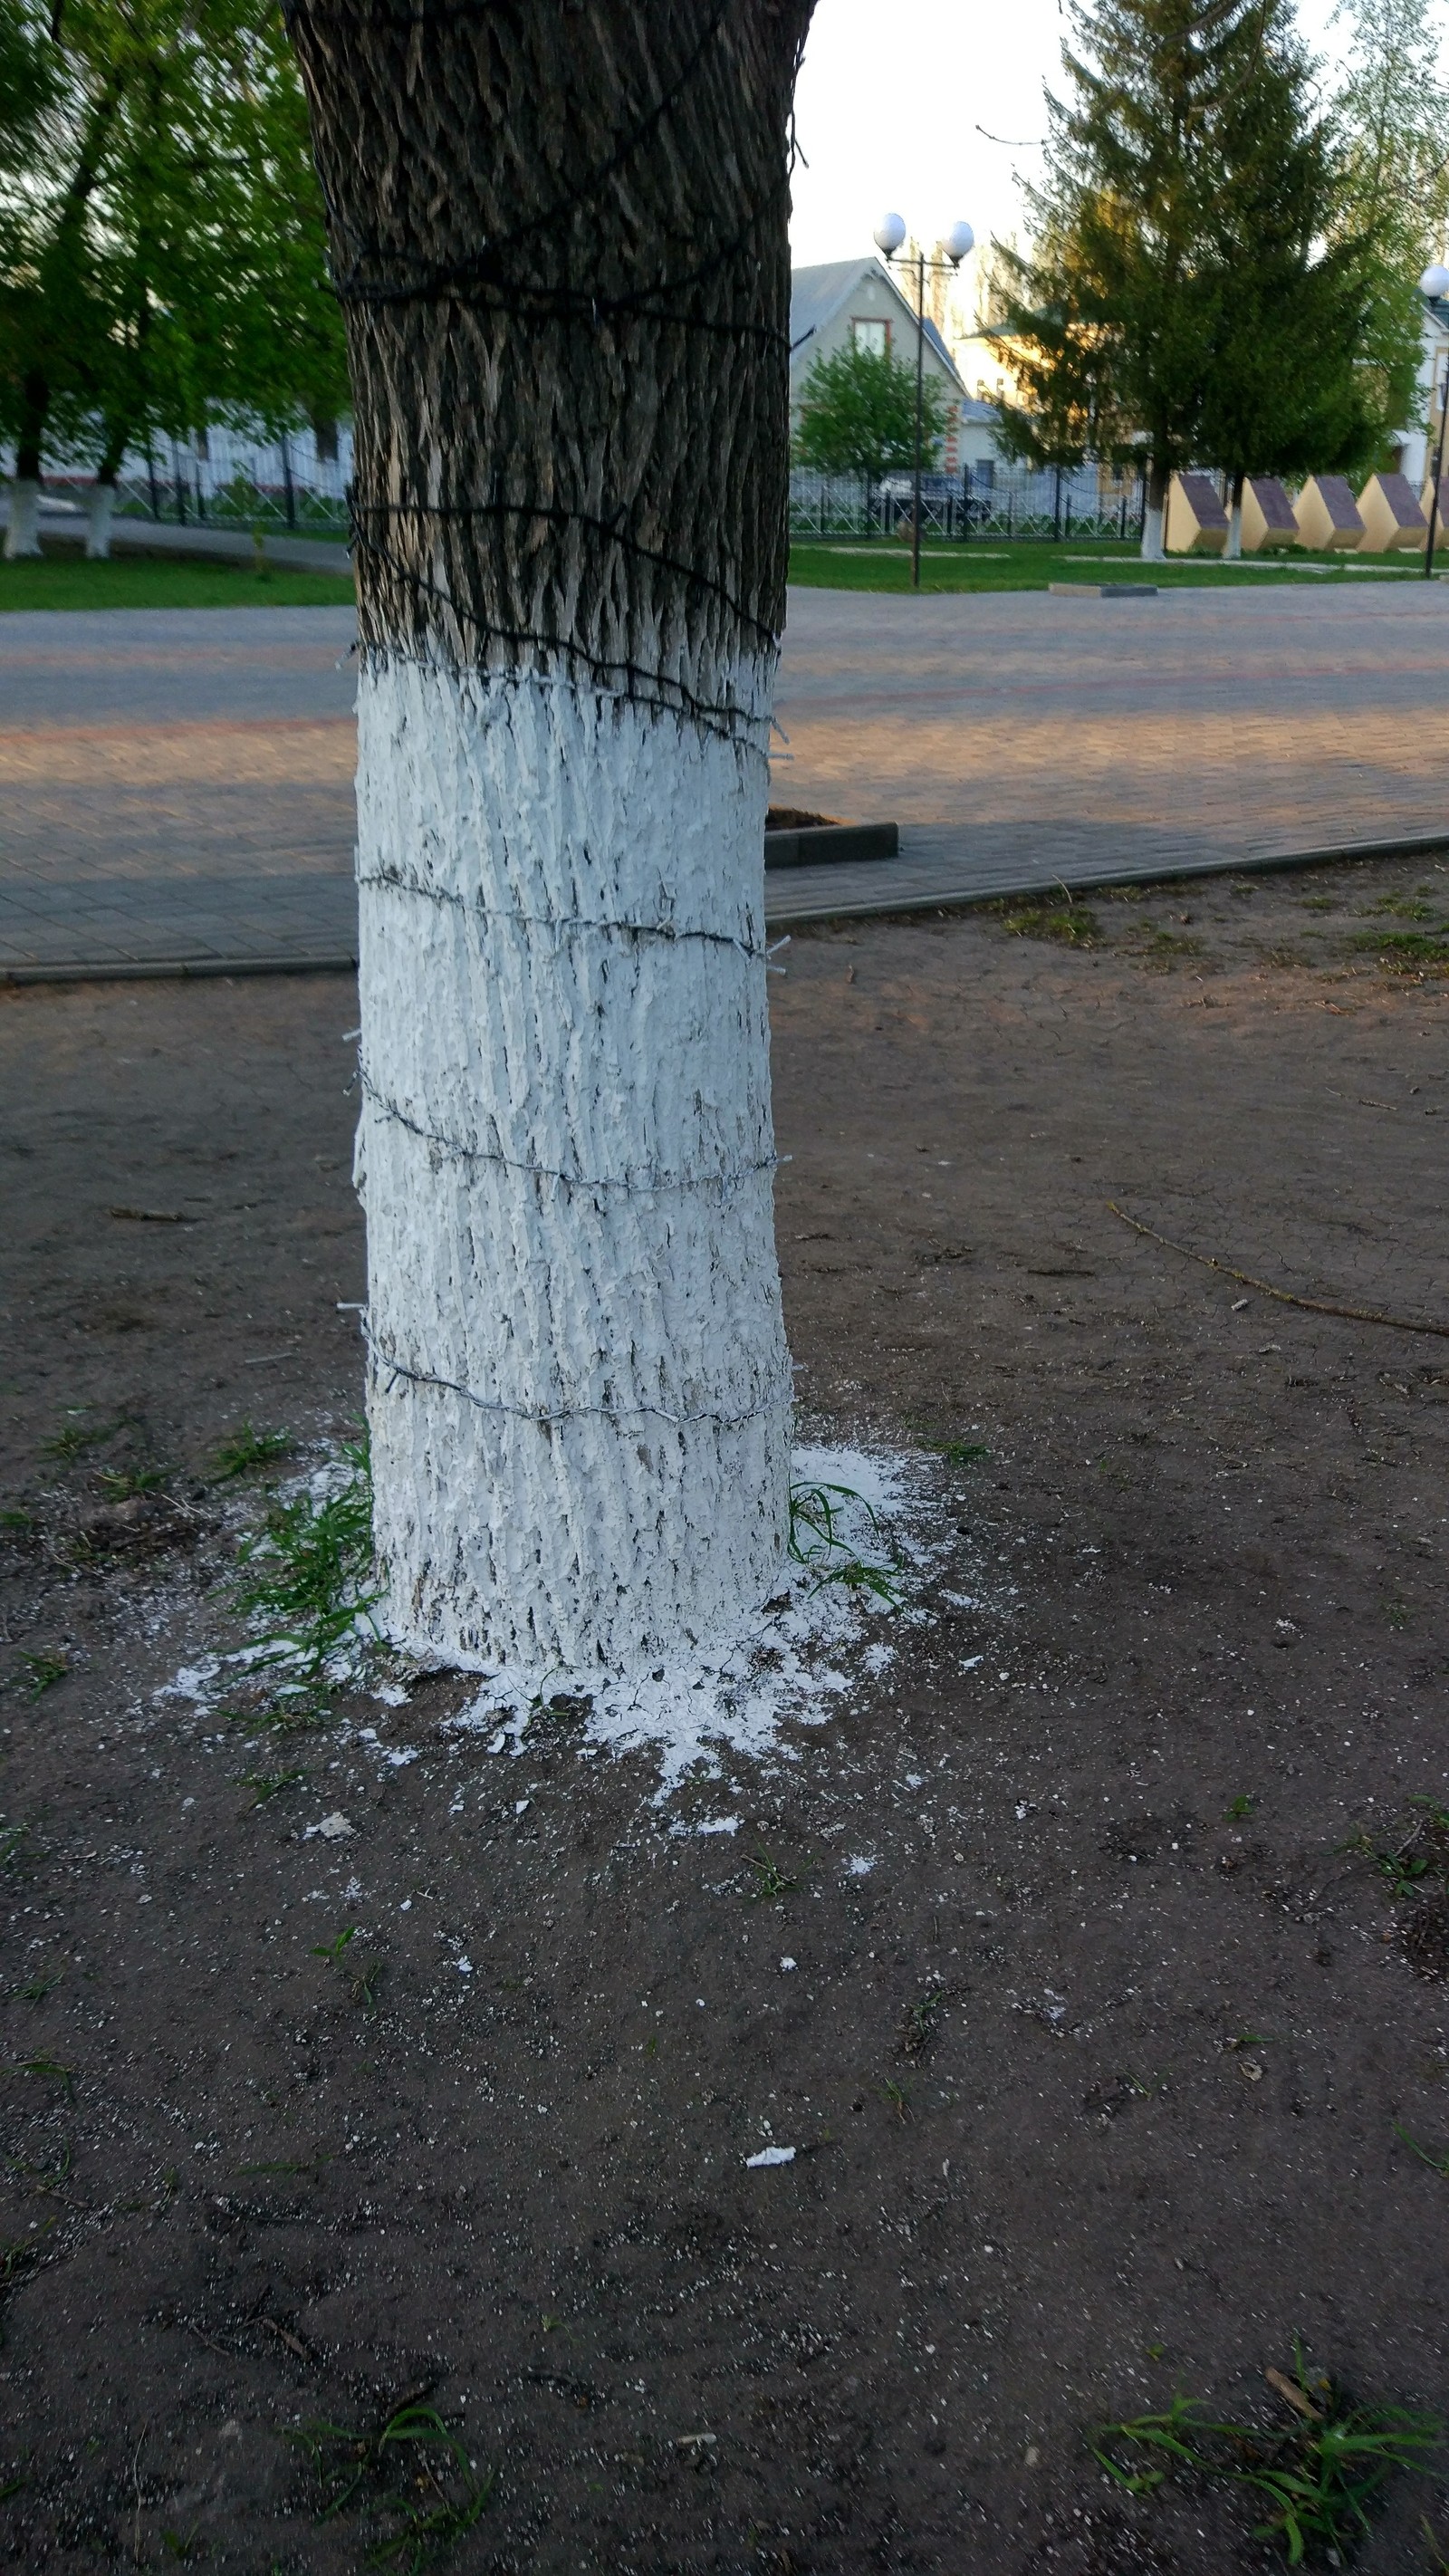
1419, 262, 1449, 579
873, 211, 975, 590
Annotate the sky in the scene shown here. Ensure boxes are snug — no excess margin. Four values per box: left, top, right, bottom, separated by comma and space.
787, 0, 1442, 321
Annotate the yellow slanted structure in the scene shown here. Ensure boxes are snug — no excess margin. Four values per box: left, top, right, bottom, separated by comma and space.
1357, 473, 1426, 553
1241, 478, 1297, 552
1165, 472, 1228, 554
1293, 476, 1363, 550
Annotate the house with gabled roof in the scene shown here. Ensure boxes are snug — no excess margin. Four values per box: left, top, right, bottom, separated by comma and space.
789, 258, 1003, 476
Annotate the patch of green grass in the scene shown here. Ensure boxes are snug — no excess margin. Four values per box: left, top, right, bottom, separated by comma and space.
240, 1767, 306, 1809
784, 538, 1419, 595
996, 899, 1100, 947
878, 2077, 911, 2119
0, 551, 354, 612
1090, 2351, 1442, 2564
17, 1652, 67, 1700
312, 1923, 382, 2011
787, 1479, 901, 1608
1362, 895, 1436, 919
0, 1822, 29, 1870
43, 1413, 125, 1463
288, 2398, 494, 2571
747, 1846, 799, 1903
1351, 929, 1449, 973
5, 2055, 74, 2100
900, 1986, 945, 2059
1137, 926, 1204, 961
1225, 1793, 1256, 1821
95, 1463, 168, 1501
232, 1434, 379, 1716
214, 1421, 295, 1480
1340, 1802, 1449, 1902
1394, 2126, 1449, 2177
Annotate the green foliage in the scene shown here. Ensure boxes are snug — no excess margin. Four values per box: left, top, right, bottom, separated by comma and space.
990, 0, 1411, 487
0, 0, 347, 477
787, 1480, 902, 1608
289, 2400, 494, 2571
1334, 0, 1449, 341
794, 341, 951, 480
232, 1435, 378, 1698
1090, 2355, 1442, 2562
214, 1420, 295, 1480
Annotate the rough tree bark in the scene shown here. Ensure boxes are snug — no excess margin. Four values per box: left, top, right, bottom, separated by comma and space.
287, 0, 813, 1680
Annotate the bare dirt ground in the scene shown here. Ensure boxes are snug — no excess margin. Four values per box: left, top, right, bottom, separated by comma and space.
1, 853, 1447, 2574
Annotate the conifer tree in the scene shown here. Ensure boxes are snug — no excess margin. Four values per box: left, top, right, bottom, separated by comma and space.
990, 0, 1406, 558
1196, 0, 1414, 550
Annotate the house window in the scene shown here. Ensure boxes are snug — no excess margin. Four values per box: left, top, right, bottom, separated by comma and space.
850, 318, 888, 359
312, 416, 340, 463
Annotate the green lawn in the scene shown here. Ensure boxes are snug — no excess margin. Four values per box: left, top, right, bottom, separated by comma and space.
0, 550, 355, 610
786, 535, 1427, 591
0, 533, 1429, 610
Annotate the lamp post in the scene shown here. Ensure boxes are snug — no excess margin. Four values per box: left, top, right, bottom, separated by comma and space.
1419, 262, 1449, 580
873, 211, 974, 590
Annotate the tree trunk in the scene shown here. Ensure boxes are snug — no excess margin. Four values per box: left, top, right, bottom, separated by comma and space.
85, 479, 117, 560
6, 374, 47, 559
1140, 457, 1168, 561
1223, 469, 1244, 560
5, 479, 42, 560
288, 0, 811, 1680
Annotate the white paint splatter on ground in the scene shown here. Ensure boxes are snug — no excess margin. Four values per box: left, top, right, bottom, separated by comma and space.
153, 1438, 962, 1802
444, 1442, 947, 1791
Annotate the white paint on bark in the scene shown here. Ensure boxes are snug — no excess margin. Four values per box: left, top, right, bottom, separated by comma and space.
446, 1441, 942, 1789
354, 655, 792, 1682
4, 479, 42, 560
85, 482, 116, 559
1224, 503, 1243, 560
1139, 505, 1165, 563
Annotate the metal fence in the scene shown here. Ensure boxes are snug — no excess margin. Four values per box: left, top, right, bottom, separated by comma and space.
29, 420, 354, 536
789, 462, 1147, 543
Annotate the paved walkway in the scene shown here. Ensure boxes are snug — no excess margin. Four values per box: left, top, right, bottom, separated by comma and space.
5, 585, 1449, 976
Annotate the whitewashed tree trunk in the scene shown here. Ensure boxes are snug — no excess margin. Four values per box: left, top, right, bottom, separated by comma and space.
4, 479, 43, 560
85, 480, 116, 559
1223, 472, 1244, 560
290, 0, 811, 1681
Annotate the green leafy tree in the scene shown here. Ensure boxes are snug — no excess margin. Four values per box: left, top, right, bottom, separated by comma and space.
1334, 0, 1449, 274
1331, 0, 1449, 476
1, 0, 347, 552
793, 340, 951, 481
988, 0, 1406, 557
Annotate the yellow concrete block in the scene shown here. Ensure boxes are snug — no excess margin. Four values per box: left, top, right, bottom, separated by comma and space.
1420, 474, 1449, 546
1293, 476, 1363, 550
1240, 478, 1297, 552
1357, 473, 1426, 552
1165, 472, 1228, 554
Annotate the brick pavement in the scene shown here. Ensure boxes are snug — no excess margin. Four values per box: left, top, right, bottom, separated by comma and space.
4, 585, 1449, 976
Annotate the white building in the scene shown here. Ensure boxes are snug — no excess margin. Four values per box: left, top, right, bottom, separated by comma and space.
1397, 287, 1449, 490
789, 258, 1003, 476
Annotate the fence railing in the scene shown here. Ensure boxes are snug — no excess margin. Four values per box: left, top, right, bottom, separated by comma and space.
789, 463, 1147, 543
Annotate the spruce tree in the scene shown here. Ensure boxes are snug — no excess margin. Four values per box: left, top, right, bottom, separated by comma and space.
1196, 0, 1415, 550
990, 0, 1406, 557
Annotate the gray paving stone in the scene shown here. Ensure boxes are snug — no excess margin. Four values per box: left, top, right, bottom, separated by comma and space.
4, 585, 1449, 977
